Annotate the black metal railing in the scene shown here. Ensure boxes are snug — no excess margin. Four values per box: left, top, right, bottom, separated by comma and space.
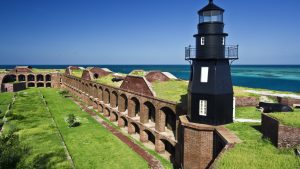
185, 45, 239, 60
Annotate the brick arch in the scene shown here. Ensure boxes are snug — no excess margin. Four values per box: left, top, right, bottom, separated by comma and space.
119, 93, 128, 112
28, 82, 35, 87
93, 84, 98, 98
128, 122, 140, 135
160, 139, 176, 162
104, 107, 110, 117
37, 74, 44, 81
45, 74, 51, 81
98, 104, 104, 113
118, 116, 128, 128
18, 74, 26, 81
27, 74, 35, 81
142, 101, 156, 124
111, 91, 118, 108
128, 96, 140, 117
110, 111, 118, 122
46, 82, 51, 88
142, 129, 156, 145
2, 74, 16, 83
159, 107, 176, 133
37, 82, 44, 88
104, 88, 110, 104
98, 86, 103, 101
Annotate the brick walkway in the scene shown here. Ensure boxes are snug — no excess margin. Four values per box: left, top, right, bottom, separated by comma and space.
72, 97, 164, 169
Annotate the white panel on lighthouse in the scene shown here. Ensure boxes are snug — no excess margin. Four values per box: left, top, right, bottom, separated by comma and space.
199, 100, 207, 116
200, 67, 209, 83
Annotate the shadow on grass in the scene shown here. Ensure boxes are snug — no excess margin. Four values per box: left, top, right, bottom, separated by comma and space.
250, 124, 262, 133
31, 150, 67, 169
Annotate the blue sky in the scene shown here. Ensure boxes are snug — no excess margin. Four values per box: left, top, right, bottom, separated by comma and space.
0, 0, 299, 65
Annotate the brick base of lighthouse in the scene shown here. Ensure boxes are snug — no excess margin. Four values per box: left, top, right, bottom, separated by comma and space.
179, 116, 240, 169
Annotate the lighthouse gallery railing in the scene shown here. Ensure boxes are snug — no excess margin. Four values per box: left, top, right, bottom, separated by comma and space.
185, 45, 239, 61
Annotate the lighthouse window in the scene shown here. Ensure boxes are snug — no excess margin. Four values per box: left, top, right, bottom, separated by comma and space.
201, 37, 205, 45
222, 37, 225, 45
199, 100, 207, 116
200, 10, 223, 23
200, 67, 209, 83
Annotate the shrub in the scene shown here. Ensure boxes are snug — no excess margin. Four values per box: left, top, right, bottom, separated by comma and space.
0, 120, 3, 128
0, 113, 4, 119
66, 114, 80, 128
59, 90, 69, 96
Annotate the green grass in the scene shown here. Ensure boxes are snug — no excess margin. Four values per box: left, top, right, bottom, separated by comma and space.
4, 89, 72, 168
0, 92, 14, 113
152, 80, 188, 102
235, 107, 261, 119
269, 110, 300, 128
216, 122, 300, 169
0, 69, 7, 73
71, 69, 83, 78
233, 86, 299, 96
129, 70, 147, 77
94, 74, 122, 87
31, 68, 65, 74
40, 88, 148, 169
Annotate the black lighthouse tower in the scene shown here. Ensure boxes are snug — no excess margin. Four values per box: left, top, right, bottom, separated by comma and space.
186, 0, 238, 125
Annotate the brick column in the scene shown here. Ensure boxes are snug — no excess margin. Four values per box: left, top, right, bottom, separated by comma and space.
128, 99, 135, 117
118, 117, 125, 127
155, 108, 166, 132
140, 130, 148, 143
140, 103, 148, 124
128, 123, 135, 134
155, 139, 165, 154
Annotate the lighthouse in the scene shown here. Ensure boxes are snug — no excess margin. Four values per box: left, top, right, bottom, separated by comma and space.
186, 0, 238, 125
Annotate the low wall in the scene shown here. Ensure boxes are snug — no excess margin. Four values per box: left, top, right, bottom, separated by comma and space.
1, 82, 26, 92
262, 114, 300, 148
180, 116, 240, 169
235, 96, 259, 107
278, 97, 300, 107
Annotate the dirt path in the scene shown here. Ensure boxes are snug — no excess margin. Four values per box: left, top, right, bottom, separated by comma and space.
71, 96, 164, 169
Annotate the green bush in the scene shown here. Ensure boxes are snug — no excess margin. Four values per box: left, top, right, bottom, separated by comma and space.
66, 114, 80, 128
0, 120, 3, 128
0, 130, 26, 168
0, 113, 4, 119
59, 90, 69, 96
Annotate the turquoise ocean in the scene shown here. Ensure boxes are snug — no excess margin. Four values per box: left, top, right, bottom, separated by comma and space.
1, 65, 299, 92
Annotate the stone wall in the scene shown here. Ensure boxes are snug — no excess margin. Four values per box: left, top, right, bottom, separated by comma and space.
235, 96, 259, 107
1, 82, 26, 92
278, 97, 300, 106
262, 114, 300, 148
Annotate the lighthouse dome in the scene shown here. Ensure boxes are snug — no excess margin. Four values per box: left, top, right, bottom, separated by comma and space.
198, 0, 224, 23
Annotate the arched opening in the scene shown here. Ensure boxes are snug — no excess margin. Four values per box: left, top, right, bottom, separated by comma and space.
28, 83, 35, 87
93, 73, 99, 79
37, 83, 44, 88
110, 111, 118, 122
98, 104, 104, 113
28, 74, 35, 81
118, 116, 128, 128
144, 102, 155, 123
161, 107, 176, 134
18, 74, 25, 81
93, 85, 98, 98
104, 107, 110, 117
46, 83, 51, 88
130, 97, 140, 117
111, 91, 118, 108
2, 75, 16, 83
104, 89, 110, 104
98, 87, 103, 101
119, 94, 128, 112
37, 74, 44, 81
129, 122, 140, 135
161, 139, 176, 163
46, 74, 51, 81
145, 130, 155, 145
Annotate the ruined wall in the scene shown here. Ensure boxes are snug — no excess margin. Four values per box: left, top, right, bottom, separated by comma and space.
235, 96, 259, 107
120, 76, 155, 97
262, 114, 300, 148
1, 82, 26, 92
145, 71, 170, 83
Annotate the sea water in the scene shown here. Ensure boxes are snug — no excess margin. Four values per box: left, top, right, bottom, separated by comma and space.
1, 65, 299, 92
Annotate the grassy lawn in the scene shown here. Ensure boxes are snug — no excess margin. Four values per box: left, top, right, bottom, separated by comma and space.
235, 107, 261, 119
71, 69, 83, 78
152, 80, 188, 102
4, 89, 72, 168
40, 88, 148, 169
0, 92, 14, 113
94, 74, 122, 87
269, 110, 300, 128
216, 123, 300, 169
31, 68, 65, 74
129, 70, 147, 76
